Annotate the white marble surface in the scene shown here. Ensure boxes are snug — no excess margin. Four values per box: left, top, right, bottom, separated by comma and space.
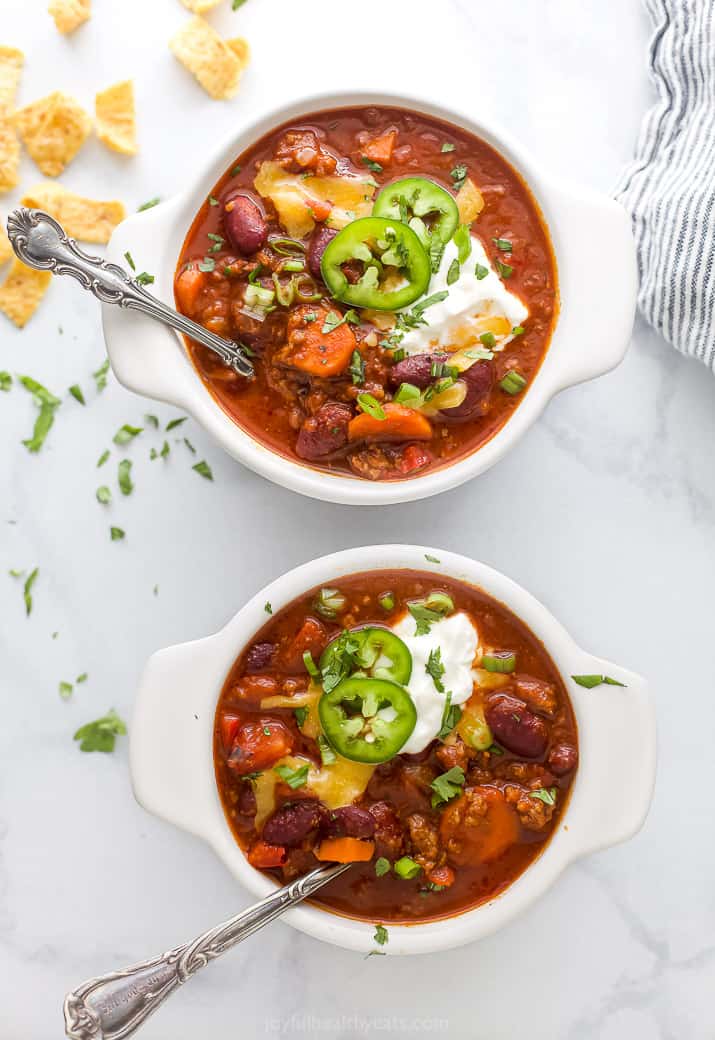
2, 0, 714, 1036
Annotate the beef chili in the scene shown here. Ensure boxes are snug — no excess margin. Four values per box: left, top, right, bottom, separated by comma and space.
175, 106, 557, 482
214, 570, 578, 924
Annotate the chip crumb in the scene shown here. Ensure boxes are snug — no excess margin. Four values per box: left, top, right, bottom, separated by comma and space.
0, 225, 12, 266
180, 0, 223, 10
95, 80, 137, 156
0, 259, 51, 327
455, 178, 485, 225
21, 183, 126, 244
169, 16, 248, 100
48, 0, 91, 34
14, 91, 92, 177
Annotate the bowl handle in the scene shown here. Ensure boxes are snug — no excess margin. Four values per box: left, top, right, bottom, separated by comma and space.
546, 184, 638, 392
129, 637, 223, 839
567, 660, 656, 857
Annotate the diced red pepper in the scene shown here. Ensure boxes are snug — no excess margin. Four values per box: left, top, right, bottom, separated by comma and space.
281, 616, 328, 671
396, 444, 432, 475
219, 713, 241, 754
427, 864, 455, 888
226, 717, 294, 774
363, 130, 397, 165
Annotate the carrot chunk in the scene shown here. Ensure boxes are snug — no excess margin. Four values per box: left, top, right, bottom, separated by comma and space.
363, 130, 397, 165
174, 265, 205, 315
348, 402, 432, 443
248, 840, 286, 869
280, 304, 357, 377
315, 837, 376, 863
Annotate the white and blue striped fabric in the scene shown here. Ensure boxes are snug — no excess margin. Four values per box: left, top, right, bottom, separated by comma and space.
616, 0, 715, 370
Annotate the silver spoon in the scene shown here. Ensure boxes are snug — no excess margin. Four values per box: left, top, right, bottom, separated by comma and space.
63, 861, 350, 1039
5, 208, 254, 379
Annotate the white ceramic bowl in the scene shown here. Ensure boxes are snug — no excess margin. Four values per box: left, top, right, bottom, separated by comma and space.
130, 545, 655, 955
103, 89, 637, 506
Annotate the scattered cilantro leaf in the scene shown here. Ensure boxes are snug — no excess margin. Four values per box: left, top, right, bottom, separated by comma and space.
430, 765, 465, 807
375, 857, 390, 877
441, 142, 456, 153
475, 263, 489, 280
294, 706, 308, 728
450, 163, 468, 191
0, 371, 11, 392
425, 647, 446, 693
438, 693, 462, 740
571, 674, 626, 688
193, 460, 213, 480
76, 672, 88, 684
68, 384, 85, 405
59, 681, 73, 700
496, 260, 513, 279
138, 197, 160, 211
73, 709, 127, 753
96, 486, 111, 505
110, 526, 125, 541
362, 157, 383, 173
145, 414, 159, 428
166, 417, 187, 431
183, 437, 196, 454
373, 924, 389, 945
530, 787, 557, 806
407, 601, 442, 637
97, 449, 110, 468
264, 601, 272, 614
19, 376, 61, 453
425, 554, 440, 563
348, 349, 366, 386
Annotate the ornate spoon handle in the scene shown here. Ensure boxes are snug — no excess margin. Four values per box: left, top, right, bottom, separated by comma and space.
5, 207, 254, 378
63, 862, 349, 1040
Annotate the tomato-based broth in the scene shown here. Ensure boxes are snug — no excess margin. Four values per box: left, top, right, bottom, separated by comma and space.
214, 571, 577, 924
176, 107, 557, 482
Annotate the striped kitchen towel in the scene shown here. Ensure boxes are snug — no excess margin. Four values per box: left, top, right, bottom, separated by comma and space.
615, 0, 715, 370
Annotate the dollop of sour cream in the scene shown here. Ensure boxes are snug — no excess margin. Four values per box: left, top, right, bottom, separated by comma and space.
392, 611, 480, 754
399, 237, 528, 356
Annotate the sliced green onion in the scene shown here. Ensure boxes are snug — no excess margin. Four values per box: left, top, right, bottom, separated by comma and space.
314, 587, 347, 620
482, 651, 516, 674
248, 264, 265, 284
394, 856, 422, 880
424, 591, 454, 615
318, 734, 336, 765
479, 332, 496, 348
530, 787, 557, 806
375, 857, 391, 876
378, 592, 395, 612
303, 650, 319, 678
269, 236, 306, 256
272, 273, 295, 308
293, 275, 322, 302
499, 371, 527, 395
512, 325, 525, 336
282, 258, 305, 272
357, 393, 385, 420
393, 382, 421, 405
244, 283, 276, 311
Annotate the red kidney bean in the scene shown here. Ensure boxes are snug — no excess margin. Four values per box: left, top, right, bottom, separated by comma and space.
307, 226, 337, 279
485, 694, 549, 758
548, 743, 578, 776
262, 799, 324, 847
321, 805, 376, 840
296, 401, 352, 460
388, 353, 448, 390
440, 360, 494, 420
223, 194, 267, 255
236, 782, 257, 817
245, 642, 276, 673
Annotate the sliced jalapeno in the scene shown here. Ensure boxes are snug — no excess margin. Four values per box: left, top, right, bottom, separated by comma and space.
318, 676, 417, 763
320, 216, 430, 311
373, 177, 459, 247
320, 626, 412, 687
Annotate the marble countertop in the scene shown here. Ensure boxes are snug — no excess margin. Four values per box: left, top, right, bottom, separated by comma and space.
2, 0, 714, 1036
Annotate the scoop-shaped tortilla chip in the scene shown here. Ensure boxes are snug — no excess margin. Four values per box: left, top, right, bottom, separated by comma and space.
169, 16, 247, 100
0, 120, 20, 193
0, 259, 51, 328
21, 182, 126, 244
48, 0, 91, 34
95, 80, 137, 156
0, 46, 24, 117
14, 91, 92, 177
0, 225, 12, 266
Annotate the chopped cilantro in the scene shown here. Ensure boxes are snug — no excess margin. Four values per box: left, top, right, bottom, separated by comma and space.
475, 263, 489, 280
450, 163, 468, 191
118, 459, 133, 495
59, 681, 73, 700
73, 709, 127, 753
375, 857, 390, 877
138, 197, 160, 211
0, 371, 12, 391
425, 647, 446, 692
362, 157, 383, 173
407, 601, 442, 637
96, 486, 111, 505
97, 450, 110, 468
274, 762, 309, 789
373, 924, 389, 945
193, 460, 213, 480
110, 526, 125, 541
166, 416, 187, 431
23, 567, 38, 616
113, 424, 143, 446
93, 359, 110, 392
430, 765, 465, 807
441, 142, 456, 153
571, 674, 626, 688
348, 349, 366, 386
